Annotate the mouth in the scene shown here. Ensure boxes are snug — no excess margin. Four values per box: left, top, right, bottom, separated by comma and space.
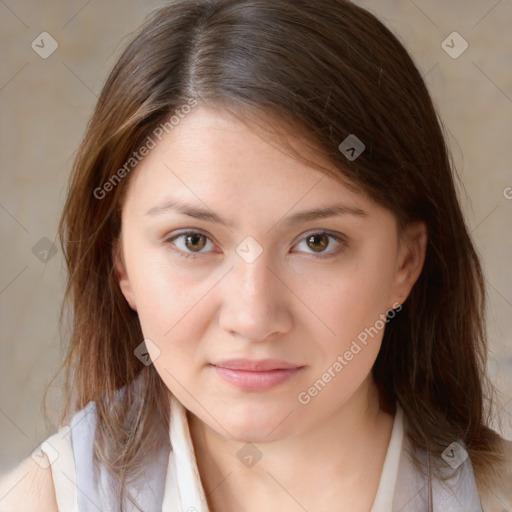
210, 358, 305, 391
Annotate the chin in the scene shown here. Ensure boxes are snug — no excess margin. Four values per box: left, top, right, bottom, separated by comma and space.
222, 424, 290, 444
212, 402, 298, 442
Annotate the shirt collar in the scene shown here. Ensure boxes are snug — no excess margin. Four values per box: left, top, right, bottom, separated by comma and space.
162, 395, 406, 512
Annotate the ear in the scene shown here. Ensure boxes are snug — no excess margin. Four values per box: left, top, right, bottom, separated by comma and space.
390, 221, 428, 307
113, 241, 137, 311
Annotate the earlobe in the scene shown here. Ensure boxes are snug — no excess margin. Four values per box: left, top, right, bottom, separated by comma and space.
113, 244, 137, 311
391, 221, 428, 306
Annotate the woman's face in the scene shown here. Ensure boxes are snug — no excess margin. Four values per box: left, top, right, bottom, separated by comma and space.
116, 106, 425, 442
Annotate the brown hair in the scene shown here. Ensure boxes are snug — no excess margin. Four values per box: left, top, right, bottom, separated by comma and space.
48, 0, 505, 509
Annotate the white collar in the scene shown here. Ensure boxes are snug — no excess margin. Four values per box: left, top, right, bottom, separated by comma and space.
161, 394, 405, 512
46, 390, 483, 511
162, 394, 211, 511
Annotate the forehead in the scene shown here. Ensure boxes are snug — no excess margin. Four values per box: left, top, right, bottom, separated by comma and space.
122, 107, 380, 223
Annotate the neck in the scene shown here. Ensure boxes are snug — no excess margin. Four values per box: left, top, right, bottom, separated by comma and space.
187, 376, 395, 512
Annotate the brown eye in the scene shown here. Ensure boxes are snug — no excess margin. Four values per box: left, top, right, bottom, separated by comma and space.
183, 233, 207, 252
306, 233, 329, 253
294, 231, 347, 258
164, 230, 215, 259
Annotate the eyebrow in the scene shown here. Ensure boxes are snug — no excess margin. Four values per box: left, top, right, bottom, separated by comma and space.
145, 199, 367, 227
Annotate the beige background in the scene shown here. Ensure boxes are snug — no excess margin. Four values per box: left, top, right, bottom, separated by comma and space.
0, 0, 511, 474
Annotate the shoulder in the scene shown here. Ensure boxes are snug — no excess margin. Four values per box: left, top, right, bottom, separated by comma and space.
0, 419, 80, 512
0, 454, 58, 512
478, 437, 512, 512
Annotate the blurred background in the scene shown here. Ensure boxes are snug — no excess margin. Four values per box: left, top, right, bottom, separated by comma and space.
1, 0, 511, 474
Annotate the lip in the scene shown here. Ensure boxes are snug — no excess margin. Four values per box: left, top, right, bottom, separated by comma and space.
213, 358, 302, 371
211, 358, 305, 391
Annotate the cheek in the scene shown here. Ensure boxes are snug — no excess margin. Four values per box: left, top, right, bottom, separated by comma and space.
132, 267, 211, 398
124, 238, 211, 335
317, 252, 396, 349
298, 263, 393, 411
121, 247, 218, 392
134, 277, 212, 359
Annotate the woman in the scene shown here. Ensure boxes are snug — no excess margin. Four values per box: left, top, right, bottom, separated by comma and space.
1, 0, 511, 510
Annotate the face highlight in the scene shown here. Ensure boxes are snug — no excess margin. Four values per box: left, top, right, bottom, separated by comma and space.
115, 107, 425, 443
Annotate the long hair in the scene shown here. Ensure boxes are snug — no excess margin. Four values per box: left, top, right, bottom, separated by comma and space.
48, 0, 505, 509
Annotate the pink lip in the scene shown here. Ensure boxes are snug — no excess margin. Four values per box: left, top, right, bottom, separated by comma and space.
213, 358, 302, 371
211, 359, 305, 391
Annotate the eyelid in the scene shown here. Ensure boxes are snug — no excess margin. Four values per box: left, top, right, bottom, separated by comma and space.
163, 228, 348, 260
294, 229, 348, 259
164, 229, 218, 259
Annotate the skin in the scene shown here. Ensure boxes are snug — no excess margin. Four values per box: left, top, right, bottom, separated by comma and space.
115, 106, 427, 511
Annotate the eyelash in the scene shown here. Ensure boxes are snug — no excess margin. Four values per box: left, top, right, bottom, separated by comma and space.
163, 229, 348, 260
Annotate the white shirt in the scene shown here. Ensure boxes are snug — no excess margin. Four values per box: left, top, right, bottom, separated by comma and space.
39, 391, 483, 511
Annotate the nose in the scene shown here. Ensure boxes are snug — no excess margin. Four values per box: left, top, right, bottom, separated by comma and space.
218, 252, 293, 343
